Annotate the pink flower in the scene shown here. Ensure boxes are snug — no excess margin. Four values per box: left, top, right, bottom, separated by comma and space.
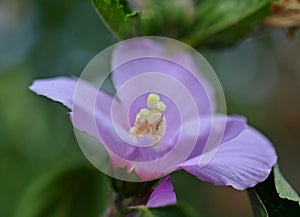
30, 38, 277, 207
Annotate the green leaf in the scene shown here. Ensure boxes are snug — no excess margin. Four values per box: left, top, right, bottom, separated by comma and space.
182, 0, 274, 48
274, 165, 300, 205
248, 189, 269, 217
14, 164, 109, 217
117, 205, 194, 217
92, 0, 140, 39
248, 165, 300, 217
91, 0, 274, 48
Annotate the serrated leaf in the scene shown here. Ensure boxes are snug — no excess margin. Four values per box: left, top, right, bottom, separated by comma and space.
274, 165, 300, 205
248, 165, 300, 217
14, 164, 108, 217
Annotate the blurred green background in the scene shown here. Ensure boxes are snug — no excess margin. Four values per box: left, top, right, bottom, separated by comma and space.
0, 0, 299, 217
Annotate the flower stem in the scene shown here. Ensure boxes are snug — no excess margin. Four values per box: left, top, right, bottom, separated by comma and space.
103, 182, 122, 217
103, 178, 159, 216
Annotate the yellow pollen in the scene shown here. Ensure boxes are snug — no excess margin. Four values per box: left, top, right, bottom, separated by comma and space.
130, 93, 166, 142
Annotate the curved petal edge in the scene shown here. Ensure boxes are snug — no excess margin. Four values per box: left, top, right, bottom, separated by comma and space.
181, 127, 278, 190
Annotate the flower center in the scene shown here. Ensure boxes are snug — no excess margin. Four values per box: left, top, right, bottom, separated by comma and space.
130, 93, 166, 143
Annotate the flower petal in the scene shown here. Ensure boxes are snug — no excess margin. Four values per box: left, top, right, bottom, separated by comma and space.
146, 176, 177, 208
186, 114, 247, 159
29, 77, 179, 176
111, 39, 215, 115
29, 77, 111, 139
180, 127, 277, 190
112, 38, 165, 69
29, 76, 77, 109
29, 77, 135, 164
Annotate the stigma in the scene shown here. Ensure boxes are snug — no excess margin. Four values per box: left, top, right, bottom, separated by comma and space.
130, 93, 166, 143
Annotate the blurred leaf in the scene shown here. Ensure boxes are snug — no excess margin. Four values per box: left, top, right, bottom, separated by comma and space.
92, 0, 140, 39
248, 189, 269, 217
248, 165, 300, 217
0, 70, 84, 217
274, 165, 300, 205
117, 205, 195, 217
183, 0, 274, 48
14, 164, 108, 217
92, 0, 274, 48
128, 0, 196, 39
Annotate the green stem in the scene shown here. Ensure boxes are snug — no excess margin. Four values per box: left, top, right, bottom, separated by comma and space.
103, 182, 122, 217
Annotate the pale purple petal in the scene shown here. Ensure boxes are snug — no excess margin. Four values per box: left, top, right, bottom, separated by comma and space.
112, 39, 166, 69
129, 114, 246, 177
111, 39, 215, 115
112, 39, 215, 106
181, 127, 277, 190
29, 76, 77, 109
186, 115, 247, 159
30, 77, 109, 139
146, 176, 177, 208
169, 51, 215, 111
29, 77, 181, 176
29, 77, 135, 164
